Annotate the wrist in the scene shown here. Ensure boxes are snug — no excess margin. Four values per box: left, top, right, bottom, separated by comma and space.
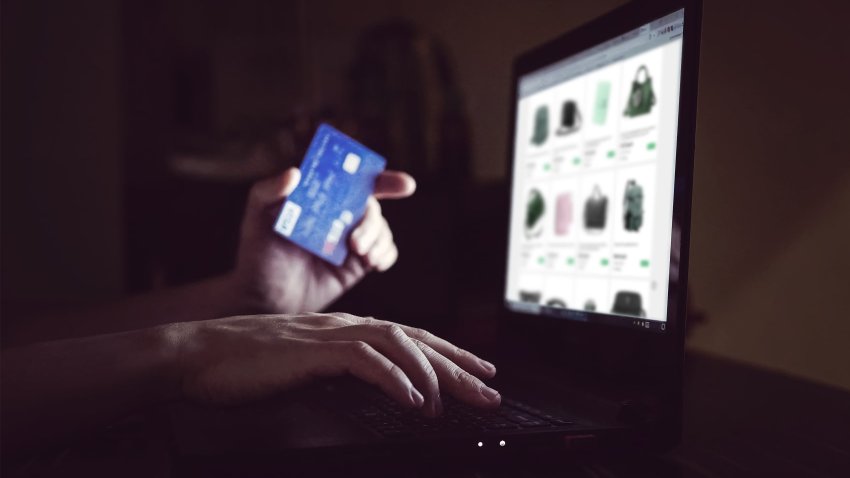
152, 322, 193, 403
225, 269, 293, 315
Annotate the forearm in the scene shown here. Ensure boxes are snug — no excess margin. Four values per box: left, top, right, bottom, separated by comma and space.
5, 274, 253, 344
1, 325, 182, 455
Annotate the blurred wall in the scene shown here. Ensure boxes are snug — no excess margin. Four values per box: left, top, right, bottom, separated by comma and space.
2, 0, 124, 303
685, 1, 850, 390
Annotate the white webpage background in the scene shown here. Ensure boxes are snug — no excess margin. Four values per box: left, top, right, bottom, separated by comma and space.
505, 39, 683, 322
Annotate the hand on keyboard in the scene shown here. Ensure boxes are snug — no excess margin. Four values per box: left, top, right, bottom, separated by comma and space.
174, 313, 499, 417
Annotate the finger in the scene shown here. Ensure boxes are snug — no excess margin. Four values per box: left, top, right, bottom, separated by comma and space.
414, 340, 501, 409
355, 318, 496, 379
373, 171, 416, 200
350, 197, 383, 256
312, 323, 440, 416
247, 167, 301, 212
373, 242, 398, 272
317, 341, 424, 409
365, 225, 394, 269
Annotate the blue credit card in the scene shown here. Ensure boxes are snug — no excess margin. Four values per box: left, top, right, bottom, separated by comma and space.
274, 123, 386, 266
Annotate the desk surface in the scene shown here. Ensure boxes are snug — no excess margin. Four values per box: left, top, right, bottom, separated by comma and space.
8, 352, 850, 477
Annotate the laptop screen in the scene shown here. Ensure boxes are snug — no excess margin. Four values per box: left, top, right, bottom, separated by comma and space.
505, 9, 685, 332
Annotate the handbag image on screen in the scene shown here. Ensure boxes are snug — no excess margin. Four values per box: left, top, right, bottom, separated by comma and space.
555, 192, 573, 236
525, 188, 546, 238
593, 81, 611, 125
546, 298, 567, 308
584, 299, 597, 312
519, 291, 542, 304
611, 291, 645, 317
583, 185, 608, 230
556, 100, 582, 136
530, 105, 549, 146
624, 65, 656, 117
623, 179, 644, 232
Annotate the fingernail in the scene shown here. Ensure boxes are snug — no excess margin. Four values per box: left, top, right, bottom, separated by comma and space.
434, 394, 444, 416
479, 359, 496, 373
481, 386, 501, 403
410, 389, 425, 407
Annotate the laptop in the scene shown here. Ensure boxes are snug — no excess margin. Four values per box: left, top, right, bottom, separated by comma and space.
172, 0, 702, 470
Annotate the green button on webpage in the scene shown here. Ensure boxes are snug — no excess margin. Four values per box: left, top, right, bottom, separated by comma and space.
567, 257, 575, 265
601, 258, 609, 266
640, 259, 650, 267
543, 163, 551, 171
647, 142, 656, 150
573, 157, 581, 165
607, 150, 615, 158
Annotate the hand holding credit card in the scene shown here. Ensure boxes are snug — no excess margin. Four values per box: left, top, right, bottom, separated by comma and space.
274, 124, 387, 266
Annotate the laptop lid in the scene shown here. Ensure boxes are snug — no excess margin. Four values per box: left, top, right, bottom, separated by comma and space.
504, 0, 699, 337
500, 0, 701, 448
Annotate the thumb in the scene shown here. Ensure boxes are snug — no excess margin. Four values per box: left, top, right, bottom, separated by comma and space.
247, 167, 301, 212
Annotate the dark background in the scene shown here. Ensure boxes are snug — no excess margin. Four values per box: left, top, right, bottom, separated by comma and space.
2, 0, 849, 391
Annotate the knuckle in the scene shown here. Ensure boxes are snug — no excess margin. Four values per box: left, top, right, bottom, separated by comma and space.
410, 327, 431, 341
382, 323, 407, 342
349, 340, 372, 356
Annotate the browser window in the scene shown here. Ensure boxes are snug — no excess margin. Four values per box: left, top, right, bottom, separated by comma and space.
505, 10, 685, 328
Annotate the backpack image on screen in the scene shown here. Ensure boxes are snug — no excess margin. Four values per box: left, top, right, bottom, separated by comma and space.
525, 188, 546, 238
556, 100, 582, 136
624, 65, 656, 117
583, 185, 608, 230
623, 179, 644, 232
593, 81, 611, 125
530, 105, 549, 146
611, 291, 645, 317
555, 192, 573, 236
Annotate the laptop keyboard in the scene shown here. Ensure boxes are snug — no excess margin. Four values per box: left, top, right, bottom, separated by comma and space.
349, 394, 576, 439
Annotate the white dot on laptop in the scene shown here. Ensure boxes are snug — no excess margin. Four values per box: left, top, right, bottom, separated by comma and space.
499, 440, 506, 447
477, 441, 483, 447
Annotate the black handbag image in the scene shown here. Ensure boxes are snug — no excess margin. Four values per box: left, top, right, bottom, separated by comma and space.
530, 105, 549, 146
525, 188, 546, 238
519, 291, 542, 304
583, 185, 608, 230
611, 291, 645, 317
623, 179, 644, 232
555, 100, 582, 136
624, 65, 656, 117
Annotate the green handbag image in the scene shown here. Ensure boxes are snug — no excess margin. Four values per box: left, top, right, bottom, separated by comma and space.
530, 105, 549, 146
623, 179, 644, 232
525, 188, 545, 238
624, 65, 656, 117
593, 81, 611, 125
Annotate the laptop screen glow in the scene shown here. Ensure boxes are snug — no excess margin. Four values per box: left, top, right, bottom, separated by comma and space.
505, 9, 685, 328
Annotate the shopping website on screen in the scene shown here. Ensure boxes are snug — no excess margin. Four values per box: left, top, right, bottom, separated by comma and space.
505, 12, 684, 323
